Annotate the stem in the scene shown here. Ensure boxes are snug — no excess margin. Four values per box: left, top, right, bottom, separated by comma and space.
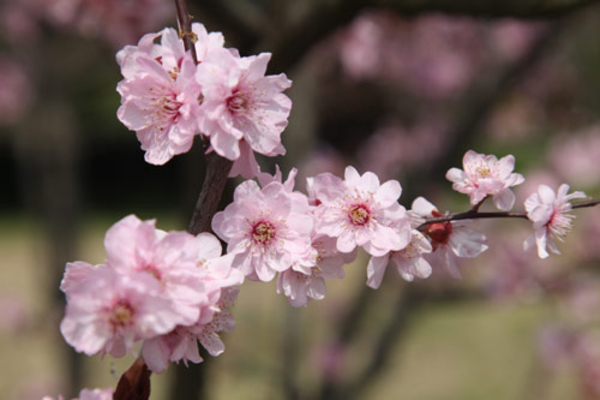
174, 0, 198, 63
187, 151, 234, 235
417, 198, 600, 229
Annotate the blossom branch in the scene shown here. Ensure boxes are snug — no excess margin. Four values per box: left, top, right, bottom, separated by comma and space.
417, 198, 599, 229
174, 0, 198, 63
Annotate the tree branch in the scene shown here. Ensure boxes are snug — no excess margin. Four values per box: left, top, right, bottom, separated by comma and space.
417, 199, 599, 228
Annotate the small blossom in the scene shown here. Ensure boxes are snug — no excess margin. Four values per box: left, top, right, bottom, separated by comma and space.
524, 183, 586, 259
277, 234, 355, 307
411, 197, 488, 278
446, 150, 525, 210
366, 229, 432, 289
311, 166, 411, 257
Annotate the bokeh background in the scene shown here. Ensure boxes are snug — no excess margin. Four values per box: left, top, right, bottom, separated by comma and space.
1, 0, 600, 399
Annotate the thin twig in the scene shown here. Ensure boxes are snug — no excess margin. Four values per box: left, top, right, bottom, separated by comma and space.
174, 0, 198, 63
417, 198, 600, 228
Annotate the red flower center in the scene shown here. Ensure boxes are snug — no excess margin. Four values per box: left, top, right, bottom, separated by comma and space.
251, 220, 276, 245
348, 204, 371, 226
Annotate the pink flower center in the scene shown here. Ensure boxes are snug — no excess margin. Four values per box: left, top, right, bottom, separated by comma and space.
109, 302, 134, 328
227, 89, 249, 114
348, 204, 371, 226
150, 87, 183, 131
251, 220, 276, 245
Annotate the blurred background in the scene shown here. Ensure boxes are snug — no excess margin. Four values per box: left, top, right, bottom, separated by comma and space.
1, 0, 600, 399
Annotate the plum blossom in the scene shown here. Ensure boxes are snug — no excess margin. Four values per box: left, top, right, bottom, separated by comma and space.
524, 183, 586, 259
141, 233, 243, 373
60, 267, 183, 358
195, 49, 292, 161
446, 150, 525, 210
310, 166, 411, 256
116, 24, 225, 165
117, 50, 201, 165
411, 197, 488, 278
366, 229, 432, 289
60, 215, 243, 370
212, 170, 315, 282
277, 234, 356, 307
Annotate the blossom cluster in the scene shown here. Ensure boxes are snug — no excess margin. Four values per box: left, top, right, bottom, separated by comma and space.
116, 22, 291, 177
59, 215, 243, 373
212, 164, 491, 304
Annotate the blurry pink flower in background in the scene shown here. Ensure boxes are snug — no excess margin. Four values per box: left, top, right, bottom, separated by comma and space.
43, 387, 114, 400
0, 0, 40, 44
549, 125, 600, 188
491, 20, 546, 62
338, 12, 485, 99
45, 0, 172, 48
0, 294, 32, 334
358, 121, 446, 180
0, 57, 33, 126
446, 150, 525, 210
524, 184, 587, 259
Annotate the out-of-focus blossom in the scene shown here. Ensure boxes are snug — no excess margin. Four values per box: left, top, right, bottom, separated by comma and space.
0, 294, 32, 334
43, 387, 114, 400
45, 0, 172, 49
338, 12, 485, 99
537, 326, 575, 370
524, 184, 586, 259
549, 125, 600, 188
310, 166, 411, 257
446, 150, 525, 211
358, 121, 446, 181
411, 197, 488, 278
0, 57, 33, 126
491, 20, 546, 62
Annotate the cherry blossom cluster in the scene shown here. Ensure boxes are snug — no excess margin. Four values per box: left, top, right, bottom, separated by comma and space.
59, 215, 243, 373
116, 22, 291, 177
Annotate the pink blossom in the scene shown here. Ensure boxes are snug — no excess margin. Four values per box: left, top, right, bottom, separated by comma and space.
366, 229, 432, 289
277, 235, 355, 307
141, 288, 240, 373
103, 215, 210, 326
411, 197, 488, 278
60, 267, 183, 358
524, 184, 586, 259
195, 49, 292, 161
117, 52, 201, 165
446, 150, 525, 210
0, 57, 33, 125
310, 166, 411, 257
212, 172, 315, 282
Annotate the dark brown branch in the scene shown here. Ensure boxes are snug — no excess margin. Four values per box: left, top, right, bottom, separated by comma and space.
175, 0, 198, 63
417, 198, 599, 228
187, 151, 234, 234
